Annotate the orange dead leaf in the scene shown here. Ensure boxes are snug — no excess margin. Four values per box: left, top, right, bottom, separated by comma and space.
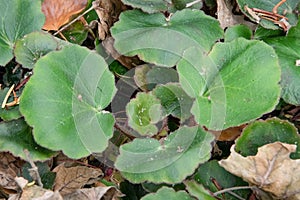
42, 0, 88, 30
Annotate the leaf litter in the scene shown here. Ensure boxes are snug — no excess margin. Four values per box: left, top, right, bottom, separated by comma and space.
219, 142, 300, 199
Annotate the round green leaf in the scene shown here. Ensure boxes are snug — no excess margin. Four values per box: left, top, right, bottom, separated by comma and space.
178, 38, 281, 130
0, 118, 55, 161
115, 126, 214, 183
224, 24, 252, 42
265, 21, 300, 105
153, 83, 193, 122
15, 31, 68, 69
236, 0, 299, 30
111, 9, 223, 67
20, 45, 116, 159
194, 160, 251, 200
0, 0, 45, 66
126, 92, 163, 137
141, 187, 193, 200
235, 118, 300, 159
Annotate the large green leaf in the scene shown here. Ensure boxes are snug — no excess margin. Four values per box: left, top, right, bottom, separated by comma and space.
0, 118, 55, 161
126, 92, 163, 137
265, 21, 300, 105
115, 126, 214, 183
178, 38, 281, 130
120, 0, 202, 13
141, 187, 193, 200
111, 9, 223, 67
235, 118, 300, 159
0, 0, 45, 66
236, 0, 299, 30
20, 45, 116, 159
15, 31, 68, 69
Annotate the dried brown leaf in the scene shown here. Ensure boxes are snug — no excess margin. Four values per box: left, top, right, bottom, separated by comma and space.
42, 0, 88, 30
64, 186, 122, 200
219, 142, 300, 199
53, 163, 103, 195
216, 0, 255, 29
19, 185, 63, 200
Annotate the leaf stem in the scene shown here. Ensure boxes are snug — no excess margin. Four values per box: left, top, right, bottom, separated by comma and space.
186, 0, 202, 8
213, 186, 256, 196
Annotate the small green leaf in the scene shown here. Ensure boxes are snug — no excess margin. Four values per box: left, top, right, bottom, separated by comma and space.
22, 162, 56, 189
20, 45, 116, 159
115, 126, 214, 183
184, 180, 217, 200
0, 87, 21, 121
141, 187, 193, 200
126, 92, 163, 137
265, 21, 300, 105
237, 0, 299, 29
14, 31, 68, 69
194, 160, 251, 200
224, 24, 252, 42
134, 65, 179, 91
0, 0, 45, 66
111, 9, 223, 67
0, 118, 55, 161
62, 21, 88, 45
153, 83, 193, 122
178, 38, 281, 130
235, 118, 300, 159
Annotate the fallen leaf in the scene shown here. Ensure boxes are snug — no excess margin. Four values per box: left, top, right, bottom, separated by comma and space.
92, 0, 126, 40
0, 153, 24, 195
64, 186, 123, 200
216, 0, 255, 29
219, 142, 300, 199
209, 124, 246, 141
19, 185, 63, 200
42, 0, 88, 30
53, 163, 103, 195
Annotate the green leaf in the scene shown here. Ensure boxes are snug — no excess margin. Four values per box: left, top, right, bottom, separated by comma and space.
224, 24, 252, 42
194, 160, 251, 200
265, 21, 300, 105
235, 118, 300, 159
184, 180, 217, 200
178, 38, 281, 130
115, 126, 214, 183
22, 162, 56, 189
0, 87, 22, 121
0, 118, 55, 161
141, 187, 193, 200
0, 0, 45, 66
236, 0, 299, 29
153, 83, 193, 122
14, 31, 68, 69
120, 0, 171, 13
20, 45, 116, 159
62, 21, 88, 45
111, 9, 223, 67
126, 92, 163, 137
134, 65, 179, 91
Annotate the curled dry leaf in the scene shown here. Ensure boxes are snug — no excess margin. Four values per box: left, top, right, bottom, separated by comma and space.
42, 0, 88, 30
63, 186, 122, 200
53, 163, 103, 196
219, 142, 300, 199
